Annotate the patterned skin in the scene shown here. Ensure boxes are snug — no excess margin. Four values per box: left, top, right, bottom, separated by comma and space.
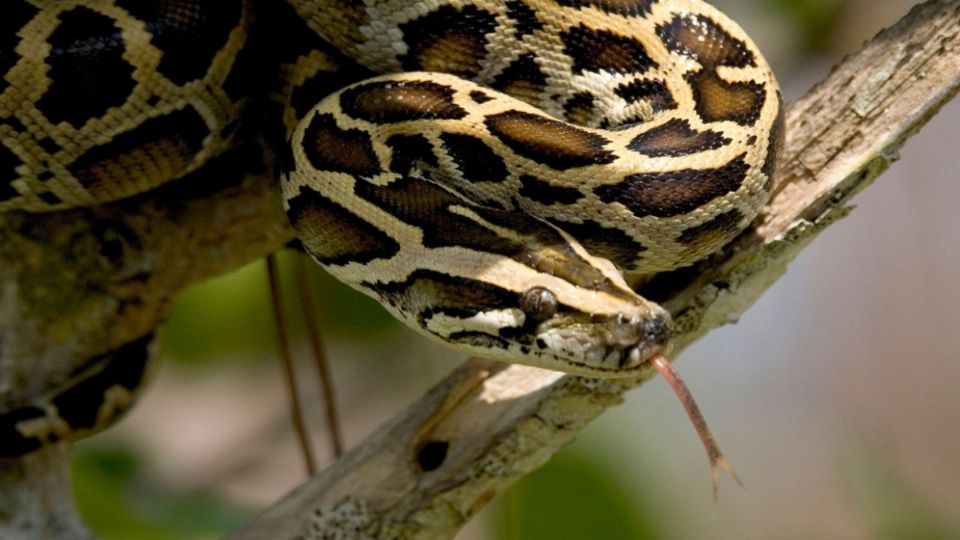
0, 0, 780, 465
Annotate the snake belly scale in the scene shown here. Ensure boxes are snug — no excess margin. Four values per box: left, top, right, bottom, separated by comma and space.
0, 0, 781, 455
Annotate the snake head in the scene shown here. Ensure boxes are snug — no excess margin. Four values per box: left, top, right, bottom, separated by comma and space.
513, 286, 673, 376
404, 273, 673, 378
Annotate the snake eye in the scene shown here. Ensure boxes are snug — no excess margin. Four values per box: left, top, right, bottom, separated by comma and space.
520, 286, 558, 322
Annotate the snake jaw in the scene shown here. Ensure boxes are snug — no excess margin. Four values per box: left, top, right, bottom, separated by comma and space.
528, 307, 672, 376
615, 311, 673, 370
607, 312, 670, 347
621, 347, 644, 369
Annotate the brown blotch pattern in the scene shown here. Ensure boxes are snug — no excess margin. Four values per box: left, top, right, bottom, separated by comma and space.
303, 0, 370, 52
485, 111, 615, 169
656, 14, 757, 68
676, 208, 744, 245
0, 406, 48, 457
556, 0, 658, 17
49, 334, 154, 431
68, 107, 208, 193
386, 134, 438, 175
505, 0, 543, 38
37, 7, 135, 129
469, 90, 494, 104
518, 174, 584, 205
563, 92, 597, 125
357, 176, 597, 294
595, 154, 749, 217
440, 132, 509, 183
492, 54, 548, 105
302, 112, 380, 177
686, 70, 766, 126
288, 41, 373, 123
614, 79, 677, 113
628, 118, 731, 157
118, 0, 241, 85
655, 14, 766, 127
340, 80, 466, 123
286, 185, 400, 266
399, 5, 497, 78
561, 25, 658, 75
0, 333, 154, 457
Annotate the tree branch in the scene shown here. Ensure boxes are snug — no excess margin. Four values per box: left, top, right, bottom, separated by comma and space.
226, 1, 960, 538
0, 145, 293, 535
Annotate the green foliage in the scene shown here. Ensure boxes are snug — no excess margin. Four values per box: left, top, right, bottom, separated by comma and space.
298, 254, 401, 341
163, 251, 399, 365
843, 445, 960, 540
72, 445, 248, 540
494, 448, 663, 540
162, 262, 274, 364
770, 0, 850, 50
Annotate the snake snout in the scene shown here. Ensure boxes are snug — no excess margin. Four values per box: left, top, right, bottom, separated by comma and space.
613, 311, 672, 369
643, 312, 672, 348
610, 312, 671, 346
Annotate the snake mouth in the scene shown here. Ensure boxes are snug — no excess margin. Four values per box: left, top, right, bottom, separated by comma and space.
614, 311, 672, 370
529, 309, 673, 374
619, 346, 644, 369
618, 339, 668, 370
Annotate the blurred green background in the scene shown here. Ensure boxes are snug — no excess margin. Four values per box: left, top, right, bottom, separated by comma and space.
73, 0, 960, 538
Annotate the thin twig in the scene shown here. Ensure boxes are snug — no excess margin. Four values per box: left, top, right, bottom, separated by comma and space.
266, 253, 318, 476
294, 253, 345, 458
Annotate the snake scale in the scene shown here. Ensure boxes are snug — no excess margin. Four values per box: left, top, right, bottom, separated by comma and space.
0, 0, 782, 460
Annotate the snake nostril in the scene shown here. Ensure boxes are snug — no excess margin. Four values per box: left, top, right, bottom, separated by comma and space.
644, 312, 671, 345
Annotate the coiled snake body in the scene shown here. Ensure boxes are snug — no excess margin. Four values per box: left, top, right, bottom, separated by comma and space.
0, 0, 781, 456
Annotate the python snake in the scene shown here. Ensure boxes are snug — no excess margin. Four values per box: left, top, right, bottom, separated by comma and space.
0, 0, 782, 457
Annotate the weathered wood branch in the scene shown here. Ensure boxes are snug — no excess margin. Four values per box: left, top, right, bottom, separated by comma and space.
225, 1, 960, 538
0, 143, 294, 535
